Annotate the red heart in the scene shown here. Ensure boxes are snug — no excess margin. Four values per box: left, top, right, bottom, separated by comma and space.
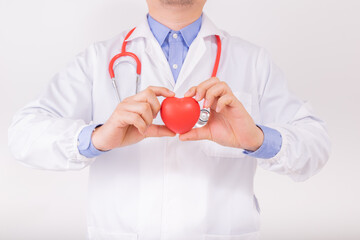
160, 97, 200, 134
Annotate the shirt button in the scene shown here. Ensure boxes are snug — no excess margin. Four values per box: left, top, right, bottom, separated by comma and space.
172, 64, 178, 69
172, 33, 178, 39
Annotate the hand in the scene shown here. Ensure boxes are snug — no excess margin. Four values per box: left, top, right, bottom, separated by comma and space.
92, 86, 176, 151
179, 78, 264, 151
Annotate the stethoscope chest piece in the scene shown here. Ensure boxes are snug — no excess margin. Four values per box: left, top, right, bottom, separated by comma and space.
195, 108, 210, 127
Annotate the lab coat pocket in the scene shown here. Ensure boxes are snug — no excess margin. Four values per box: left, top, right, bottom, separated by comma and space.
201, 91, 252, 159
88, 227, 138, 240
204, 232, 259, 240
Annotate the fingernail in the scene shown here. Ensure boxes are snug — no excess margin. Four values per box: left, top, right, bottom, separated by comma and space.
216, 106, 220, 112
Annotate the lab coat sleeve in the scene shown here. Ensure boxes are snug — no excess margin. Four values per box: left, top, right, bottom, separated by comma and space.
255, 48, 331, 182
8, 44, 98, 171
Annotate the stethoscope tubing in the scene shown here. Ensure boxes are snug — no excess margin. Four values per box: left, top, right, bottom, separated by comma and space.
109, 27, 222, 103
109, 28, 222, 125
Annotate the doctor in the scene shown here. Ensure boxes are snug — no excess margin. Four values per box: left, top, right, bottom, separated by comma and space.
8, 0, 331, 239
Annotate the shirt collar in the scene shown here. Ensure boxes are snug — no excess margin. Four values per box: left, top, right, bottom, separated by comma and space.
180, 15, 202, 47
126, 13, 224, 43
147, 14, 203, 47
147, 14, 171, 46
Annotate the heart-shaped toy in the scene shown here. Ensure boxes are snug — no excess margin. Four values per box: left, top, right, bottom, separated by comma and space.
160, 97, 200, 134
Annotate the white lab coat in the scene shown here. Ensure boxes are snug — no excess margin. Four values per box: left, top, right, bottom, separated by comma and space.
8, 14, 330, 240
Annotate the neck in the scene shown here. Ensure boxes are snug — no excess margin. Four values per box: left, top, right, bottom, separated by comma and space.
148, 6, 203, 31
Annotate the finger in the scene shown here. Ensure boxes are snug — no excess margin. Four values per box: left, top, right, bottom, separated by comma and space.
119, 111, 147, 135
216, 94, 234, 112
193, 77, 220, 101
179, 126, 211, 141
132, 86, 175, 118
184, 86, 196, 97
147, 86, 175, 98
119, 102, 153, 126
203, 82, 229, 108
144, 125, 176, 138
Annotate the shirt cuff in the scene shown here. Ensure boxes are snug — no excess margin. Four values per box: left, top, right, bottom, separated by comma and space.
243, 125, 282, 159
77, 124, 107, 158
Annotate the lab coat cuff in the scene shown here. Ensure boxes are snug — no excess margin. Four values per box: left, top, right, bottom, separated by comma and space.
256, 125, 290, 167
243, 125, 282, 159
67, 123, 97, 166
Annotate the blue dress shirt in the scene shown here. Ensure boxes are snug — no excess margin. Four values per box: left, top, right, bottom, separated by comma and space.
148, 14, 202, 82
78, 124, 105, 158
77, 14, 283, 159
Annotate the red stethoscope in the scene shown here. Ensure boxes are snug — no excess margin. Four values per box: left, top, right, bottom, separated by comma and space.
109, 28, 222, 126
109, 27, 222, 103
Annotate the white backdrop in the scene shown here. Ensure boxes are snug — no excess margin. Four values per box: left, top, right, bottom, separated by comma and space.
1, 0, 360, 239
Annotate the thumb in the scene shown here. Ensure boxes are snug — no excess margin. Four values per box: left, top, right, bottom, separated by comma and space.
179, 126, 211, 141
145, 124, 176, 138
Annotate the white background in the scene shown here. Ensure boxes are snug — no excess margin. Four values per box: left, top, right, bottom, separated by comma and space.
1, 0, 359, 239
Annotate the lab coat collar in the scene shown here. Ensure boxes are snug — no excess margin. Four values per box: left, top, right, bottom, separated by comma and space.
197, 13, 225, 39
127, 13, 225, 43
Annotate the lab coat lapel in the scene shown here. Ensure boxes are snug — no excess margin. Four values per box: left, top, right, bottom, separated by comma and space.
174, 37, 206, 92
145, 38, 176, 89
127, 16, 176, 88
174, 14, 225, 92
